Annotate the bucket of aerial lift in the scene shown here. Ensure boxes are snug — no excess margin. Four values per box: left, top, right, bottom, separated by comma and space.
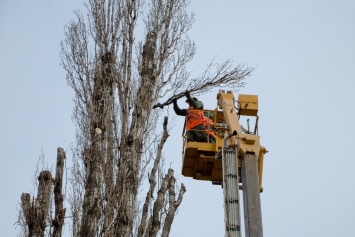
182, 139, 223, 182
181, 109, 225, 183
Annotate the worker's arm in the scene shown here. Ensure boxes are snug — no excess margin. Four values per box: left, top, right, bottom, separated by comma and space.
173, 99, 187, 116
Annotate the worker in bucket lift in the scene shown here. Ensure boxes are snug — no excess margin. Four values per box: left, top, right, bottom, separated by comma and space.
173, 91, 207, 142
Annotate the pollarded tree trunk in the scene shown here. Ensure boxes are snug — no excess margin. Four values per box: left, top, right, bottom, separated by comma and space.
21, 171, 52, 237
20, 148, 67, 237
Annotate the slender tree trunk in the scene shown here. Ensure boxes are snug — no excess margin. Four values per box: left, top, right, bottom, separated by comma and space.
52, 148, 67, 237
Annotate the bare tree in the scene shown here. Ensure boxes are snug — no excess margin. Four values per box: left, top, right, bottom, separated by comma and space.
60, 1, 195, 236
19, 0, 252, 236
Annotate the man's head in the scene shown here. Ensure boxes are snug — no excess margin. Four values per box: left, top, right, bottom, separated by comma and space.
186, 97, 198, 107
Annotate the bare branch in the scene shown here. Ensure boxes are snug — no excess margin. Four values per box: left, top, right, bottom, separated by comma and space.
153, 62, 254, 109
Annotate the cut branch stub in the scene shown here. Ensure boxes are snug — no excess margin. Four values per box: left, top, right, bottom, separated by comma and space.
21, 193, 31, 225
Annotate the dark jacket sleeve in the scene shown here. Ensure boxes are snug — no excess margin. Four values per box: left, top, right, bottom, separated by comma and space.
173, 101, 187, 116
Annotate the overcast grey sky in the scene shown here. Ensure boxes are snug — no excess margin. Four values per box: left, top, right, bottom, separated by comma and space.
1, 1, 355, 236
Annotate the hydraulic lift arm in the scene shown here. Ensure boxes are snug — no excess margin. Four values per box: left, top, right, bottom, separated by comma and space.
218, 90, 265, 237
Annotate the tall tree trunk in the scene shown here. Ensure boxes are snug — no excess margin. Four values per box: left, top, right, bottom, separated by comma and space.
115, 30, 158, 237
80, 128, 103, 237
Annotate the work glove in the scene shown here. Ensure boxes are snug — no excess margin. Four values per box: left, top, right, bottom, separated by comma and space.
172, 98, 177, 105
185, 90, 190, 98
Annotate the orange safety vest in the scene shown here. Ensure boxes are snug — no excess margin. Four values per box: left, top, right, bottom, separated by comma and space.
186, 109, 204, 131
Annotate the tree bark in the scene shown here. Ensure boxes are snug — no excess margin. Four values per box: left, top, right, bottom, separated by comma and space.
52, 148, 67, 237
21, 171, 52, 237
80, 128, 103, 237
